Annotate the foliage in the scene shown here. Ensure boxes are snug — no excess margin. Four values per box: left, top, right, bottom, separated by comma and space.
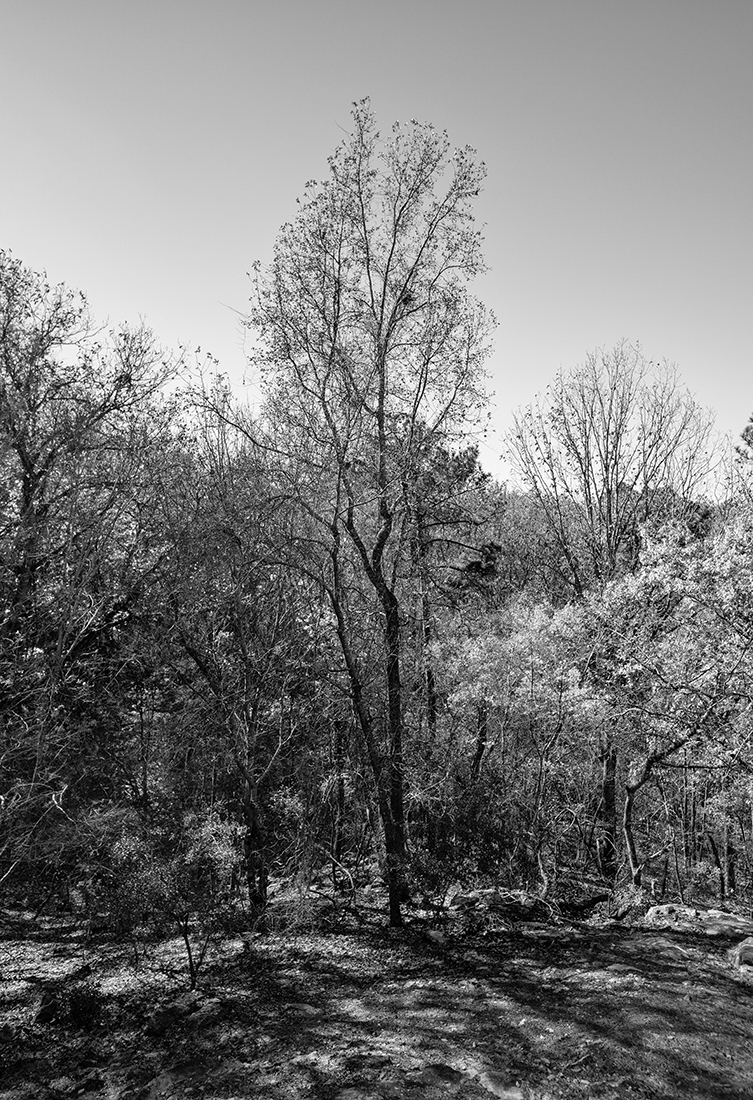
5, 107, 753, 943
83, 803, 239, 986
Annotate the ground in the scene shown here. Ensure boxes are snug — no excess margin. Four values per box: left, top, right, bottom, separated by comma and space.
2, 901, 753, 1100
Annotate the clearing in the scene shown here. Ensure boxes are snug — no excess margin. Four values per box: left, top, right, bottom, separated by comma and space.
2, 903, 753, 1099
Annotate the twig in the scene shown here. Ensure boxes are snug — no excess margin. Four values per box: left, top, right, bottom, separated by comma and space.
559, 1051, 592, 1074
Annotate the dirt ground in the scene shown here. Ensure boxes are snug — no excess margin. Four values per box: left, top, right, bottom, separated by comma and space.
2, 905, 753, 1100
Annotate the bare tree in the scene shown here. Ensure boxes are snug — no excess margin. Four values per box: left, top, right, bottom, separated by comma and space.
506, 342, 715, 599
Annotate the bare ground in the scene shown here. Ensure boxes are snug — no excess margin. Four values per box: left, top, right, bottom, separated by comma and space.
2, 907, 753, 1100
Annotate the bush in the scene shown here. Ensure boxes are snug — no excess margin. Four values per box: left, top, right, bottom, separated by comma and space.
78, 803, 243, 986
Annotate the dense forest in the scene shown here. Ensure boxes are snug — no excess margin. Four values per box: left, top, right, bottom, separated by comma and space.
4, 101, 753, 956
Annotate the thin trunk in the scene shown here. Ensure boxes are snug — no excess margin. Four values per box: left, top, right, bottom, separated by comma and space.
599, 743, 618, 882
682, 750, 691, 869
328, 558, 407, 926
623, 755, 655, 887
623, 783, 642, 886
242, 776, 267, 911
414, 520, 438, 739
672, 829, 686, 904
706, 833, 725, 902
658, 855, 669, 898
725, 826, 736, 897
424, 632, 438, 738
382, 592, 407, 926
332, 720, 346, 885
622, 709, 715, 890
470, 702, 489, 782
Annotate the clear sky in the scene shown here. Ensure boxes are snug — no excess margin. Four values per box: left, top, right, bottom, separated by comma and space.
2, 0, 751, 475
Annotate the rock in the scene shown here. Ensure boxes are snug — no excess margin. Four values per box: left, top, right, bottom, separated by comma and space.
726, 914, 753, 929
645, 904, 676, 925
407, 1063, 464, 1086
77, 1074, 105, 1093
34, 988, 64, 1024
703, 911, 753, 935
174, 991, 202, 1015
145, 991, 205, 1034
49, 1078, 77, 1095
731, 937, 753, 967
211, 1057, 248, 1078
644, 904, 698, 927
188, 998, 223, 1026
145, 1003, 181, 1036
376, 1083, 403, 1099
146, 1070, 179, 1098
643, 903, 753, 936
360, 1054, 392, 1071
478, 1072, 524, 1099
168, 1057, 208, 1080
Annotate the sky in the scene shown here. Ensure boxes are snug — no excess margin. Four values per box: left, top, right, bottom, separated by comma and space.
2, 0, 752, 476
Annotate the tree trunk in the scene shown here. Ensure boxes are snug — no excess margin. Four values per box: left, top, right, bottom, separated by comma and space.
623, 756, 655, 887
598, 743, 618, 882
332, 720, 347, 887
622, 732, 700, 889
415, 528, 438, 739
471, 702, 489, 782
242, 777, 267, 912
706, 832, 725, 901
623, 782, 642, 886
725, 827, 736, 897
329, 566, 407, 926
382, 593, 407, 926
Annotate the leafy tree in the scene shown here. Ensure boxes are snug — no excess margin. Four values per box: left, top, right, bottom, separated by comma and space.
436, 598, 603, 890
504, 344, 717, 886
248, 100, 495, 924
0, 251, 177, 896
582, 511, 753, 892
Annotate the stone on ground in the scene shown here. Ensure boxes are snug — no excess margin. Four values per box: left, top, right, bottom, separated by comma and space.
477, 1071, 524, 1099
731, 937, 753, 967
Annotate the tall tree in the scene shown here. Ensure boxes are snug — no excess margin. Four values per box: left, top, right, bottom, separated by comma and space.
248, 100, 494, 924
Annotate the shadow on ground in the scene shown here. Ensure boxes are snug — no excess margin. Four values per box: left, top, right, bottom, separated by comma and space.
2, 913, 753, 1099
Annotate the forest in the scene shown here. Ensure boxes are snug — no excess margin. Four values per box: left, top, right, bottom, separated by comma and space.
3, 101, 753, 967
